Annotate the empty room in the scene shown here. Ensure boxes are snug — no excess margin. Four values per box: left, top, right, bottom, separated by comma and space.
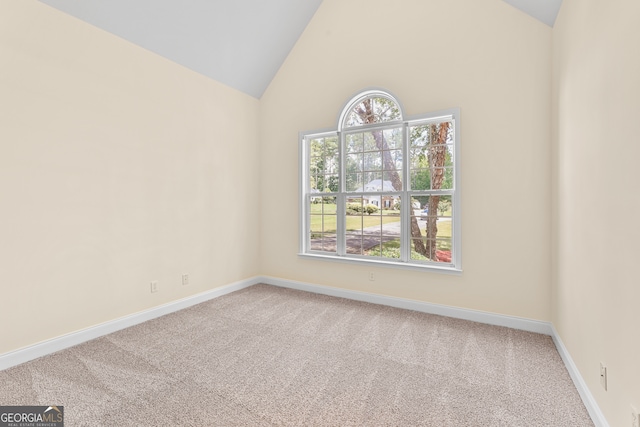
1, 0, 638, 425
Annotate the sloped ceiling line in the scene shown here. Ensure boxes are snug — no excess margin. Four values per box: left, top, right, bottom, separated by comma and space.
37, 0, 561, 99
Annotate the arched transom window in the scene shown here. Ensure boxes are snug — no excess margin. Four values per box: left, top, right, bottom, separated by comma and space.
340, 91, 403, 129
300, 90, 460, 271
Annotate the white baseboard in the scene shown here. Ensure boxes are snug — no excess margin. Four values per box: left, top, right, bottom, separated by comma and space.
259, 276, 554, 335
551, 325, 609, 427
0, 276, 260, 371
259, 275, 607, 427
0, 274, 607, 427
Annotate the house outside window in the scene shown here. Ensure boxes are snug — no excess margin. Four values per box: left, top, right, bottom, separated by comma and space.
300, 90, 460, 271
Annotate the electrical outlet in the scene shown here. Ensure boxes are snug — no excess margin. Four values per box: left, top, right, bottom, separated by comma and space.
631, 404, 639, 427
599, 362, 607, 391
182, 273, 189, 286
369, 272, 375, 281
150, 281, 158, 293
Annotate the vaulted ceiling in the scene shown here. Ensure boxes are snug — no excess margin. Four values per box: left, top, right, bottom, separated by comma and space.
38, 0, 562, 99
502, 0, 563, 27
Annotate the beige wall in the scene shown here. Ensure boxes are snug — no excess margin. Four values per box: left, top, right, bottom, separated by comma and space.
2, 0, 638, 423
0, 1, 260, 354
260, 0, 552, 320
552, 0, 640, 424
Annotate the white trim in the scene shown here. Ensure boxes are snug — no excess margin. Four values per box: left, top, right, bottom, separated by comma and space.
551, 325, 610, 427
337, 89, 404, 131
260, 276, 551, 334
0, 277, 260, 371
298, 252, 462, 274
259, 275, 606, 426
0, 274, 608, 427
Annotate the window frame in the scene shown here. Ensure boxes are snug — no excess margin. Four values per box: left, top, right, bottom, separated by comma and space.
299, 91, 461, 273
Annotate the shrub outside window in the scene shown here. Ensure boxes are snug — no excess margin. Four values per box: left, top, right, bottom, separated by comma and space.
300, 90, 460, 271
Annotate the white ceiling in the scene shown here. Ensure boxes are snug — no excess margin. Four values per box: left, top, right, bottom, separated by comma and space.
37, 0, 562, 99
502, 0, 563, 27
38, 0, 323, 98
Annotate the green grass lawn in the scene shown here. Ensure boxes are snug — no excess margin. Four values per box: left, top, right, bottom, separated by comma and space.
310, 203, 452, 252
310, 203, 400, 232
365, 239, 405, 259
366, 237, 450, 259
418, 218, 451, 239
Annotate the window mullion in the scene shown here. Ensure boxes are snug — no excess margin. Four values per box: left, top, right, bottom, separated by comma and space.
300, 136, 309, 254
400, 122, 410, 263
337, 131, 346, 256
451, 116, 461, 268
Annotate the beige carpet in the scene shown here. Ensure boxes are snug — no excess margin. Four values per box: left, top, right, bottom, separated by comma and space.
0, 284, 593, 426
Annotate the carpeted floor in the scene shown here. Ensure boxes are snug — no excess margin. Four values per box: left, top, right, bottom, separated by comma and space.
0, 284, 593, 426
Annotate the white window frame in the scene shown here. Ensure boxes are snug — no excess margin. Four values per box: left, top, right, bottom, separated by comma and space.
299, 90, 461, 273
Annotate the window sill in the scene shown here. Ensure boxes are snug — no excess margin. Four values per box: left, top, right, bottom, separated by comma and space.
298, 252, 462, 275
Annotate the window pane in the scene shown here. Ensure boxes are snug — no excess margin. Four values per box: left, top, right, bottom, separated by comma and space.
346, 133, 363, 153
346, 172, 363, 192
324, 153, 339, 175
382, 150, 402, 170
364, 152, 382, 171
321, 174, 339, 192
347, 153, 363, 171
343, 96, 402, 128
309, 136, 340, 191
383, 128, 403, 149
430, 167, 453, 190
309, 150, 322, 192
381, 214, 401, 238
409, 239, 452, 263
409, 149, 427, 169
408, 195, 452, 262
324, 136, 339, 157
363, 132, 378, 152
310, 172, 319, 191
345, 195, 401, 259
410, 169, 429, 191
310, 139, 324, 156
362, 203, 382, 256
377, 203, 402, 259
382, 171, 401, 191
359, 173, 380, 192
410, 238, 434, 261
436, 195, 453, 218
409, 121, 453, 146
409, 122, 454, 191
310, 155, 324, 173
313, 175, 324, 192
444, 167, 454, 189
345, 197, 365, 255
346, 196, 374, 256
410, 169, 452, 191
361, 128, 402, 152
309, 197, 337, 253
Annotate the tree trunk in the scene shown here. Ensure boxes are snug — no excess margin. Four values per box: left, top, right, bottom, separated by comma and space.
355, 100, 449, 260
424, 123, 450, 260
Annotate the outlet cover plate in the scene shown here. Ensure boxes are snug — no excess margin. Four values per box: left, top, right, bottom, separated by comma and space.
599, 362, 607, 391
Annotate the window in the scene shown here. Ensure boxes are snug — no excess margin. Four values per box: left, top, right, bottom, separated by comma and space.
300, 90, 460, 271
